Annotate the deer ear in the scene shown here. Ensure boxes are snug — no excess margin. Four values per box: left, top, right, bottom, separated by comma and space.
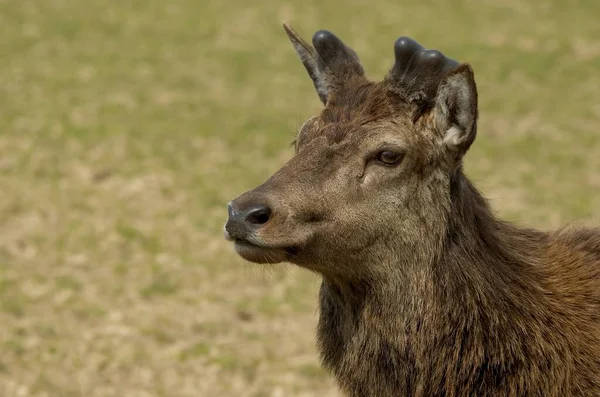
434, 64, 478, 158
283, 23, 363, 105
283, 23, 328, 104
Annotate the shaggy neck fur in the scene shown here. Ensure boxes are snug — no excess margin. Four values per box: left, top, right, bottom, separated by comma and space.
317, 170, 598, 396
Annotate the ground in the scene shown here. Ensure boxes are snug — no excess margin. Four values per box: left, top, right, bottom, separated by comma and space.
0, 0, 599, 396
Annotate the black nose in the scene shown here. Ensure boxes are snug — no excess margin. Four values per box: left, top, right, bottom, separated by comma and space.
225, 202, 272, 241
244, 205, 271, 226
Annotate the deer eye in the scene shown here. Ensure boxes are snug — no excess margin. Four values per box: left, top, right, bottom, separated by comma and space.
376, 150, 404, 166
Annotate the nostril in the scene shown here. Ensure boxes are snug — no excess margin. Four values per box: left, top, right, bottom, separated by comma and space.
245, 205, 272, 226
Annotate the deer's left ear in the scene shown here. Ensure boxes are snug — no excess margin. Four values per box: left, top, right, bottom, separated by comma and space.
434, 64, 478, 159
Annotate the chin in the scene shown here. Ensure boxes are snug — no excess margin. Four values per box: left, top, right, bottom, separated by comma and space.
234, 240, 288, 264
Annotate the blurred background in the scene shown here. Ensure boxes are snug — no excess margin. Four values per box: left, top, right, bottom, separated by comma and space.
0, 0, 598, 396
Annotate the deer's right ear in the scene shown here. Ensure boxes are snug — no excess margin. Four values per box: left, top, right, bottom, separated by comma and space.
283, 23, 363, 105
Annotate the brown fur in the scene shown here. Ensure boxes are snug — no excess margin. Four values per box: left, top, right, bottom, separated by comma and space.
225, 26, 600, 396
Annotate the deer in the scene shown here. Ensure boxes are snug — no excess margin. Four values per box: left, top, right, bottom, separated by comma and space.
223, 23, 600, 396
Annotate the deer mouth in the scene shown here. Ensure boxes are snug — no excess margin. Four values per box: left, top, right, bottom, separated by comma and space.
232, 239, 288, 264
224, 229, 298, 264
223, 222, 304, 264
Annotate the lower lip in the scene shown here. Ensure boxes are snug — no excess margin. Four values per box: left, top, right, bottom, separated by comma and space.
234, 239, 254, 248
234, 240, 266, 256
233, 240, 288, 264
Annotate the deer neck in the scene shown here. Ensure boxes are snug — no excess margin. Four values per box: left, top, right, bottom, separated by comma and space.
316, 170, 551, 394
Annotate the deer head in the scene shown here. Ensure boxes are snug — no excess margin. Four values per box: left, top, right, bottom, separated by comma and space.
225, 24, 478, 281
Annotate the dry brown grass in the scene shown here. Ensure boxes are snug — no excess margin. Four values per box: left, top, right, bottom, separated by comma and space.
0, 1, 598, 396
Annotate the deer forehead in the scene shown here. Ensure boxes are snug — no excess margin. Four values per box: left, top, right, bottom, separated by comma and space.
296, 113, 436, 157
296, 84, 424, 148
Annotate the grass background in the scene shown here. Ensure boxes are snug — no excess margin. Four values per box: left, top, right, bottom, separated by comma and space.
0, 0, 598, 396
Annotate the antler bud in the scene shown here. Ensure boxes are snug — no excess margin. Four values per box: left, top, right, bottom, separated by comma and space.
388, 37, 459, 101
